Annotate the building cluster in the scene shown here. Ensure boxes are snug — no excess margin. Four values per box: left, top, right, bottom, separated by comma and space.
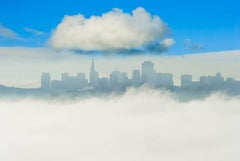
41, 60, 240, 92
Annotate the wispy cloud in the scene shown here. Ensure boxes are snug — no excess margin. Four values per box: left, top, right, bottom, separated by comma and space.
0, 23, 19, 39
184, 38, 204, 50
24, 27, 46, 36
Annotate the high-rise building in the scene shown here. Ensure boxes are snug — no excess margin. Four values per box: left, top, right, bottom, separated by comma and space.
61, 73, 69, 82
119, 72, 128, 84
98, 77, 109, 89
89, 59, 99, 87
61, 73, 70, 90
215, 72, 224, 83
132, 69, 141, 86
155, 73, 174, 87
181, 74, 192, 87
141, 61, 156, 84
51, 80, 62, 90
60, 73, 88, 90
109, 70, 121, 87
76, 73, 88, 89
41, 72, 51, 90
200, 73, 224, 85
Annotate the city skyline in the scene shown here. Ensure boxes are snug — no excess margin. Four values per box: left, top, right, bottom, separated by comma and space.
1, 1, 240, 161
40, 60, 240, 91
0, 3, 239, 88
1, 59, 239, 100
1, 49, 240, 88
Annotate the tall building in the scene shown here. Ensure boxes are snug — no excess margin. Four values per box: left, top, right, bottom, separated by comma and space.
200, 72, 224, 85
215, 72, 224, 83
61, 73, 69, 89
119, 72, 128, 84
98, 77, 109, 89
155, 73, 173, 87
89, 59, 99, 87
109, 70, 121, 88
76, 73, 88, 89
181, 74, 192, 87
141, 61, 155, 84
61, 73, 69, 83
51, 80, 62, 90
41, 72, 51, 90
132, 69, 141, 86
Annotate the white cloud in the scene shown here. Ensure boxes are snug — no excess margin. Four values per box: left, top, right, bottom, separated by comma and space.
0, 23, 19, 39
24, 27, 46, 36
49, 7, 171, 52
183, 38, 204, 50
161, 38, 175, 48
0, 88, 240, 161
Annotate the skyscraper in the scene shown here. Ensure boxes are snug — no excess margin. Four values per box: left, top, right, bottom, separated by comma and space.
41, 72, 51, 90
89, 59, 98, 87
155, 73, 173, 87
141, 61, 155, 84
61, 73, 69, 89
109, 70, 121, 88
77, 73, 88, 89
181, 74, 192, 87
132, 69, 141, 86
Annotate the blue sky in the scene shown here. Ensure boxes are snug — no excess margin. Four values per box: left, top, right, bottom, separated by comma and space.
0, 0, 239, 54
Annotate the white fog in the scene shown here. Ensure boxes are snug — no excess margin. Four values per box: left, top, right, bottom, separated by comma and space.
0, 88, 240, 161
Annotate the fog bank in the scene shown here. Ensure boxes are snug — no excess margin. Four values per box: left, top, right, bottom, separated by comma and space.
0, 88, 240, 161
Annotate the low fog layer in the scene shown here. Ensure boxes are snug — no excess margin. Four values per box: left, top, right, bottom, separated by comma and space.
0, 88, 240, 161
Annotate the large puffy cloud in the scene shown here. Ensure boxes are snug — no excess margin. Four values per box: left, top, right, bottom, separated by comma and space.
49, 7, 173, 53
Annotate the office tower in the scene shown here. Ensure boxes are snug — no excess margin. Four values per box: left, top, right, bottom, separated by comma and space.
181, 74, 192, 87
51, 80, 62, 90
89, 59, 99, 87
98, 77, 109, 89
132, 69, 140, 86
200, 72, 224, 85
61, 73, 70, 89
61, 73, 69, 83
109, 70, 121, 87
215, 72, 224, 83
119, 72, 128, 84
156, 73, 174, 87
199, 72, 225, 90
141, 61, 156, 84
76, 73, 88, 89
41, 72, 51, 90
